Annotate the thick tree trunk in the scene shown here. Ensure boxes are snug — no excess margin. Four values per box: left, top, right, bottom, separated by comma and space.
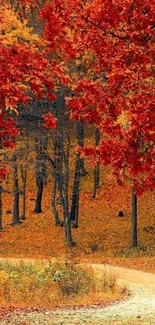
0, 185, 3, 230
70, 152, 81, 227
92, 128, 100, 198
132, 188, 138, 247
12, 155, 21, 225
34, 175, 43, 213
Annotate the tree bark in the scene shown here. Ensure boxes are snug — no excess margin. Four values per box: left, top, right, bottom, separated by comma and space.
34, 172, 44, 213
12, 154, 21, 225
20, 166, 27, 220
45, 140, 75, 245
34, 138, 47, 213
70, 152, 81, 227
63, 187, 75, 246
63, 130, 75, 243
55, 100, 64, 204
46, 96, 75, 244
20, 118, 29, 220
51, 178, 62, 225
77, 121, 87, 176
92, 128, 100, 198
132, 188, 138, 247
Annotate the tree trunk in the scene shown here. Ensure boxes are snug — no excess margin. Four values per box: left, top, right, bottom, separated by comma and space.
41, 136, 48, 185
64, 192, 71, 243
55, 114, 64, 204
34, 138, 46, 213
12, 155, 21, 225
92, 128, 100, 198
0, 185, 3, 230
63, 130, 75, 243
48, 96, 75, 245
20, 168, 27, 220
63, 187, 75, 246
47, 153, 74, 244
20, 115, 29, 220
77, 121, 87, 176
34, 175, 43, 213
51, 178, 62, 225
132, 188, 138, 247
70, 152, 81, 227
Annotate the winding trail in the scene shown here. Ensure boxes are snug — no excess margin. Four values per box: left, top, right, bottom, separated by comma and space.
0, 258, 155, 324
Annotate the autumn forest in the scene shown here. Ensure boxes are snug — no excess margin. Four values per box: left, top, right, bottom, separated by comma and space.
0, 0, 154, 322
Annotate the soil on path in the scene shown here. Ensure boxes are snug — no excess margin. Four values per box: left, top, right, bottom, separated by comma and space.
0, 258, 155, 324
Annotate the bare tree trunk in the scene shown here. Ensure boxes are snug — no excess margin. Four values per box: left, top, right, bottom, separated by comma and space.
69, 122, 86, 227
12, 154, 21, 225
46, 95, 75, 245
20, 166, 27, 220
20, 116, 29, 220
61, 185, 76, 246
77, 121, 87, 176
92, 128, 100, 198
64, 194, 75, 246
51, 178, 62, 225
34, 170, 44, 213
132, 188, 138, 247
63, 130, 76, 244
34, 137, 47, 213
45, 137, 75, 245
41, 136, 48, 186
70, 152, 81, 227
55, 101, 64, 205
35, 136, 39, 187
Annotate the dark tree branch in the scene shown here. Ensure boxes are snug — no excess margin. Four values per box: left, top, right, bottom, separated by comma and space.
126, 0, 137, 17
82, 16, 129, 40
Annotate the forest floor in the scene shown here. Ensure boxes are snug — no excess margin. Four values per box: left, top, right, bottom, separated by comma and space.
0, 260, 155, 324
0, 164, 155, 323
0, 165, 155, 273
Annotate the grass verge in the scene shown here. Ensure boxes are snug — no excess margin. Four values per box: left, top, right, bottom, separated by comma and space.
0, 259, 128, 309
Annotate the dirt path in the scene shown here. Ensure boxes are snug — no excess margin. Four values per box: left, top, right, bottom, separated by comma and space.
0, 258, 155, 324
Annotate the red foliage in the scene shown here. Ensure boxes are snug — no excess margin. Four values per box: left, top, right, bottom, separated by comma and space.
43, 112, 57, 129
0, 1, 154, 194
41, 0, 154, 195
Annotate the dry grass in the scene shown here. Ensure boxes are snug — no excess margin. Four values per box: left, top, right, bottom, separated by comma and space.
0, 260, 125, 309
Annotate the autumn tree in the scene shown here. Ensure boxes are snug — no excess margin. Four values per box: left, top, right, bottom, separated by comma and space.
42, 0, 154, 246
0, 5, 62, 226
1, 0, 154, 248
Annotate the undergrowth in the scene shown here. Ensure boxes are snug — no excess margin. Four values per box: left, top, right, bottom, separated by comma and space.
0, 260, 125, 308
